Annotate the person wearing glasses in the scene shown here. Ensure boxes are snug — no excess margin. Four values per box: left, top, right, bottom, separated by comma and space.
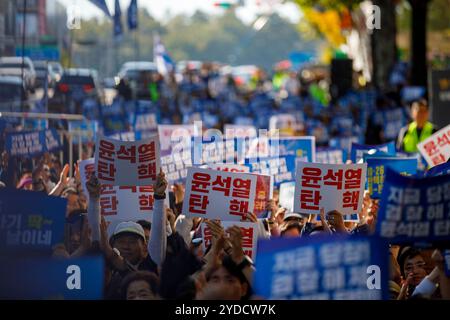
397, 247, 430, 300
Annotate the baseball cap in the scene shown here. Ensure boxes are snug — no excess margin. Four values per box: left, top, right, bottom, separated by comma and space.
283, 212, 304, 221
113, 221, 146, 241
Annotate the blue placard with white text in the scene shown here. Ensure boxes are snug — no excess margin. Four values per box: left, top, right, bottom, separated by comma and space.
376, 168, 450, 243
0, 257, 104, 299
5, 129, 61, 157
350, 141, 396, 163
254, 235, 389, 300
0, 189, 67, 253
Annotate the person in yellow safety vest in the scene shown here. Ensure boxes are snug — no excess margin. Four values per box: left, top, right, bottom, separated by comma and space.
396, 99, 438, 153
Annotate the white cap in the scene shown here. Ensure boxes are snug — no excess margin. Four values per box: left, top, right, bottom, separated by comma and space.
283, 212, 304, 221
113, 221, 145, 241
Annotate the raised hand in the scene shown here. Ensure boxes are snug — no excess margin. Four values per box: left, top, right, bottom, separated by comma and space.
154, 169, 167, 197
86, 172, 101, 198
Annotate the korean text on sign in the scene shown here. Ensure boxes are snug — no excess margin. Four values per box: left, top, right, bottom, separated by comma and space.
418, 124, 450, 167
182, 167, 257, 221
376, 167, 450, 242
293, 162, 367, 215
201, 221, 258, 259
253, 236, 389, 300
366, 157, 418, 199
94, 135, 160, 186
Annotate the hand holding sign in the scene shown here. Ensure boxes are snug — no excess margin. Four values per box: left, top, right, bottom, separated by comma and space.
154, 169, 167, 197
86, 173, 101, 198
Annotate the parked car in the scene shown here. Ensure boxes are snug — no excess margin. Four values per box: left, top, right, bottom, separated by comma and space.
33, 60, 57, 88
0, 76, 31, 110
0, 56, 36, 91
117, 61, 159, 99
48, 61, 64, 82
50, 68, 103, 111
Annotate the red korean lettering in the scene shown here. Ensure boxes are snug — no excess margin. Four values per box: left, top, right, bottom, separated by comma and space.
323, 169, 344, 190
232, 178, 251, 198
97, 160, 116, 182
138, 162, 157, 180
138, 142, 156, 162
301, 167, 322, 188
139, 194, 154, 211
436, 133, 450, 147
191, 172, 211, 193
423, 140, 439, 157
229, 199, 249, 217
98, 139, 115, 161
211, 175, 232, 196
344, 168, 362, 189
189, 194, 209, 214
342, 190, 360, 211
116, 145, 137, 163
300, 189, 322, 210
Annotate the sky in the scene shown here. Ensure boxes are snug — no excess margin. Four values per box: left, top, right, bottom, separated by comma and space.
57, 0, 302, 25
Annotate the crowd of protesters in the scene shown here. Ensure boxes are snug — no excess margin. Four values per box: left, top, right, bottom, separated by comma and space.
0, 60, 449, 300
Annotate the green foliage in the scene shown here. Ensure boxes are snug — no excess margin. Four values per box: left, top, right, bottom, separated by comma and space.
71, 8, 318, 76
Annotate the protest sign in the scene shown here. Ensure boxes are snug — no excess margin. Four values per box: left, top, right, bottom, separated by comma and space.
0, 257, 104, 299
95, 135, 160, 186
426, 161, 450, 177
6, 129, 61, 157
201, 221, 258, 259
246, 155, 296, 187
350, 141, 396, 163
0, 189, 66, 253
253, 235, 389, 300
68, 120, 98, 143
133, 113, 157, 132
182, 167, 258, 221
293, 162, 367, 215
161, 151, 193, 184
376, 167, 450, 243
279, 182, 295, 212
417, 124, 450, 167
366, 157, 418, 199
277, 136, 316, 162
316, 147, 346, 164
201, 163, 249, 173
79, 158, 157, 222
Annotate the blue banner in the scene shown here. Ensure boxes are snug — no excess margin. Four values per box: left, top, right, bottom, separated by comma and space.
102, 114, 129, 136
88, 0, 111, 17
0, 189, 66, 253
68, 120, 99, 143
6, 129, 61, 157
0, 257, 104, 299
127, 0, 138, 30
376, 168, 450, 243
114, 0, 123, 39
316, 147, 346, 164
366, 157, 418, 199
425, 161, 450, 177
444, 250, 450, 277
254, 235, 389, 300
350, 141, 396, 163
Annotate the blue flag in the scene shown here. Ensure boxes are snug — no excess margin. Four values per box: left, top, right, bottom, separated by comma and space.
88, 0, 111, 18
376, 167, 450, 243
127, 0, 138, 30
114, 0, 123, 39
154, 33, 175, 75
253, 235, 389, 300
0, 257, 104, 299
0, 189, 67, 254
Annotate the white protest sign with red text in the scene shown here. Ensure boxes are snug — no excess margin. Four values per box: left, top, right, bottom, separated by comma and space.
201, 221, 258, 260
94, 135, 160, 186
182, 167, 258, 221
294, 162, 367, 215
79, 158, 157, 222
417, 124, 450, 167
